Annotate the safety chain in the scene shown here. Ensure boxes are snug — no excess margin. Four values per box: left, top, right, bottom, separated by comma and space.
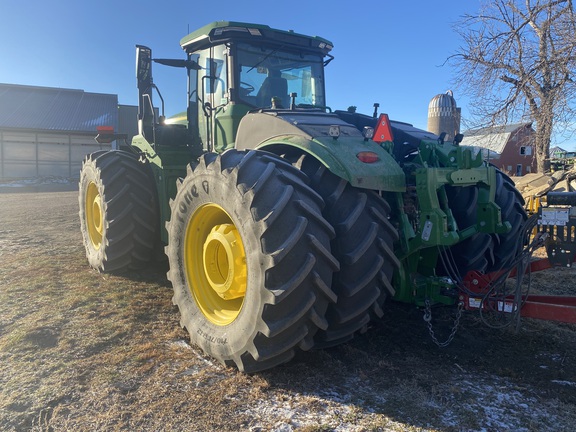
423, 299, 464, 348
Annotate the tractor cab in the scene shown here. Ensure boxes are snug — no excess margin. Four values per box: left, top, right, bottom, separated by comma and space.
136, 21, 333, 154
180, 22, 333, 153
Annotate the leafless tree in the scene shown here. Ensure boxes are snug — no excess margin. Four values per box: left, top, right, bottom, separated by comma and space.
450, 0, 576, 173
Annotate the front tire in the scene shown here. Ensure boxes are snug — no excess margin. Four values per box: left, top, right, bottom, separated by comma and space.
78, 150, 158, 272
165, 150, 338, 372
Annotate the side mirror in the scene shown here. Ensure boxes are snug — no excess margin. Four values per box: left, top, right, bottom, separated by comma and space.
136, 45, 152, 90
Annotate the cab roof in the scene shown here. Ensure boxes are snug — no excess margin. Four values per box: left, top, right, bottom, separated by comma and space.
179, 21, 333, 55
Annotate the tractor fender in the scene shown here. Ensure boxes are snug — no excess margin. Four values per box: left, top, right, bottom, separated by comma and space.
243, 134, 405, 192
235, 110, 405, 192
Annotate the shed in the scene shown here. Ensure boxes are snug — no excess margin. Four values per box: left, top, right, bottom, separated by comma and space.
461, 123, 537, 176
549, 146, 567, 159
0, 83, 118, 179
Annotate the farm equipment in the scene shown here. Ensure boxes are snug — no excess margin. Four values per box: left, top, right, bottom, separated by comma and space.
78, 21, 573, 372
459, 189, 576, 329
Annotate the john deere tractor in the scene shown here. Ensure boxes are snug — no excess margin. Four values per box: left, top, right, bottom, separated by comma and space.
79, 21, 527, 372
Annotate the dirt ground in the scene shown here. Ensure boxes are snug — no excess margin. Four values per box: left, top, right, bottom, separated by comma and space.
1, 188, 575, 431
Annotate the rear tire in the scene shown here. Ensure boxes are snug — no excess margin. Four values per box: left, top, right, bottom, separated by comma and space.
491, 171, 527, 270
443, 169, 527, 277
443, 185, 492, 275
290, 154, 399, 347
78, 150, 158, 272
165, 150, 338, 372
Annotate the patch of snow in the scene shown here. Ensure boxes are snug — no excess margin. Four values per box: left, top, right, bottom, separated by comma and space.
536, 352, 564, 363
0, 176, 76, 188
242, 391, 391, 432
240, 371, 565, 432
240, 373, 395, 432
439, 373, 559, 432
169, 340, 220, 369
551, 380, 576, 387
170, 339, 192, 350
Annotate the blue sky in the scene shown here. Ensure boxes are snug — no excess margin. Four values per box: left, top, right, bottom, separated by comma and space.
1, 0, 482, 132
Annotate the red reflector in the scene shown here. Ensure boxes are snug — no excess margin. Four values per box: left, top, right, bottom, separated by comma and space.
357, 151, 380, 163
373, 113, 394, 143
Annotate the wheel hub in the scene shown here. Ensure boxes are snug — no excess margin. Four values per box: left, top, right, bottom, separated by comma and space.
203, 224, 246, 300
185, 204, 247, 326
85, 182, 103, 249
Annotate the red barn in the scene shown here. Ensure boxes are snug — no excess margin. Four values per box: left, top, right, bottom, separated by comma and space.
461, 123, 537, 176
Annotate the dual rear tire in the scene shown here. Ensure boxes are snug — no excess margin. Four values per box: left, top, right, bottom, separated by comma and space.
289, 154, 399, 347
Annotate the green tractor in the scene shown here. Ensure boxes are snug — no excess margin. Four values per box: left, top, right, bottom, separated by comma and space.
79, 21, 527, 372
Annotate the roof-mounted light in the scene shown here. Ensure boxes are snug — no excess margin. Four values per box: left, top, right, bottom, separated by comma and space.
329, 125, 340, 139
362, 126, 374, 140
317, 42, 333, 51
213, 27, 262, 37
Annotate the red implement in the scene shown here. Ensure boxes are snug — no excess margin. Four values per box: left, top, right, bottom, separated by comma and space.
462, 262, 576, 324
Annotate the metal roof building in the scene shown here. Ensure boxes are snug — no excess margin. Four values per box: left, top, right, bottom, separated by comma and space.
461, 123, 537, 176
461, 123, 530, 154
0, 83, 119, 180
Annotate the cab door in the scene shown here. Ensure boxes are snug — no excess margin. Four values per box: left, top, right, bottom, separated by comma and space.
194, 46, 230, 153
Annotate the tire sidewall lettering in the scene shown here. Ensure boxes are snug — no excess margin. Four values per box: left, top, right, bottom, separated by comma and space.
175, 180, 206, 217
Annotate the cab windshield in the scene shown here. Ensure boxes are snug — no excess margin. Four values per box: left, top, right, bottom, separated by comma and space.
236, 42, 326, 109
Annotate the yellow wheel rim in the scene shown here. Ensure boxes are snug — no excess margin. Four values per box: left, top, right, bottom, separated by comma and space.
185, 204, 247, 325
85, 181, 103, 249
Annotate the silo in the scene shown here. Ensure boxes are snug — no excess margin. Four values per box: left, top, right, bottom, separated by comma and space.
427, 90, 461, 141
